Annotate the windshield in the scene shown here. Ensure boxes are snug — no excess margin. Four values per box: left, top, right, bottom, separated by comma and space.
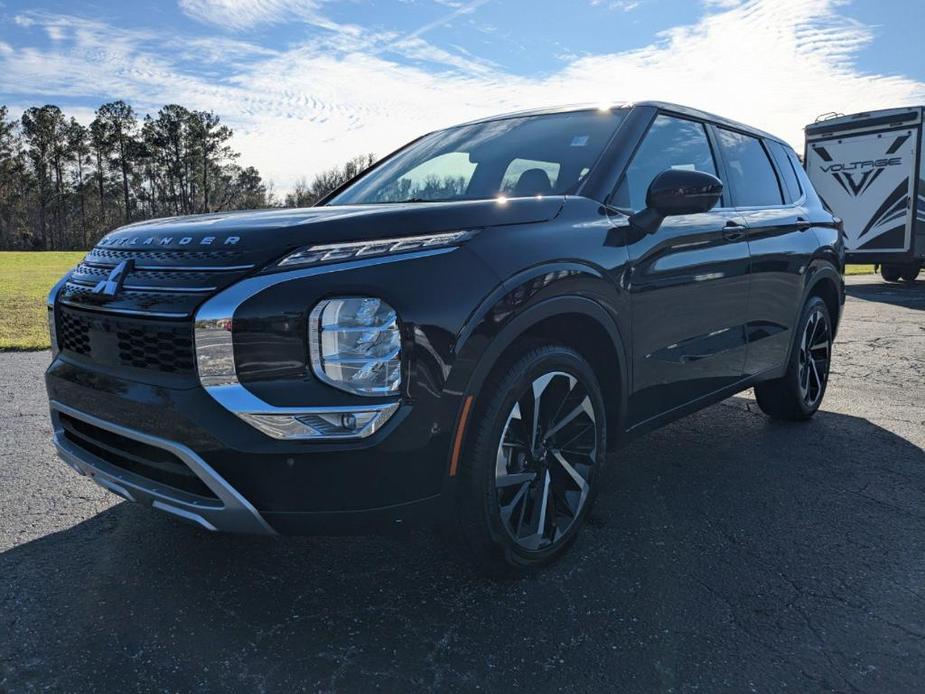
326, 110, 627, 205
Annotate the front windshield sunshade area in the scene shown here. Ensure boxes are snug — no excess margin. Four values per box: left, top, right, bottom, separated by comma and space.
327, 110, 627, 205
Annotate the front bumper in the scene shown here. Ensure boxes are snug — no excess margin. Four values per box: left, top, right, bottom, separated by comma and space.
45, 352, 456, 534
51, 401, 275, 535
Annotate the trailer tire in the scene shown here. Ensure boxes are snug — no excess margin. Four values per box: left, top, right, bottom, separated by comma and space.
880, 265, 902, 282
900, 267, 920, 282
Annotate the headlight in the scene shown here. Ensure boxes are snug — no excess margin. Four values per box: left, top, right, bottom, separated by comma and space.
309, 297, 401, 396
276, 231, 472, 269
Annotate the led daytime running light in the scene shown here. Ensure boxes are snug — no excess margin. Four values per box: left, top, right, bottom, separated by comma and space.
277, 231, 471, 268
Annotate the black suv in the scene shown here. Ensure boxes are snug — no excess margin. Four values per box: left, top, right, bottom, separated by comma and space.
46, 102, 844, 573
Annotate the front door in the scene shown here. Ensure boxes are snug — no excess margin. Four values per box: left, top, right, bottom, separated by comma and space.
611, 114, 751, 426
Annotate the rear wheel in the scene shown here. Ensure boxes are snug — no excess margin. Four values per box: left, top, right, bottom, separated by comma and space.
900, 266, 921, 282
880, 265, 902, 282
451, 345, 606, 575
754, 296, 832, 421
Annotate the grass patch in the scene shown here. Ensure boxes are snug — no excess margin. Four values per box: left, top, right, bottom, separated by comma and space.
0, 252, 885, 352
0, 251, 85, 350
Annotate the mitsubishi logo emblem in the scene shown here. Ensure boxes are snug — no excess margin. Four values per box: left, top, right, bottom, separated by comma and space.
91, 259, 133, 297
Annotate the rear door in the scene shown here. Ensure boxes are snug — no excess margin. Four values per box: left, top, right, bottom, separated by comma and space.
712, 128, 821, 376
614, 114, 751, 426
805, 128, 918, 255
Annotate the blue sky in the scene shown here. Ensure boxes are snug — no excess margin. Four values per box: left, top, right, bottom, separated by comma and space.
1, 0, 923, 191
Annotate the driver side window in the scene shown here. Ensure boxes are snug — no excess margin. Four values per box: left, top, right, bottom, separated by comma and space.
613, 115, 718, 212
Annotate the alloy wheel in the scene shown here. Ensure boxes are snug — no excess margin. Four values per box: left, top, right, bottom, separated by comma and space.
494, 371, 599, 551
798, 308, 830, 408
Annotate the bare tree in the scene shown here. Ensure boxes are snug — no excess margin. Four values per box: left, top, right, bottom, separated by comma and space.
67, 118, 90, 247
0, 100, 365, 250
284, 153, 377, 207
96, 101, 137, 223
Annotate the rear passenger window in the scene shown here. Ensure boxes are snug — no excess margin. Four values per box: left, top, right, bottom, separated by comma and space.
613, 115, 718, 212
715, 129, 783, 207
766, 140, 802, 203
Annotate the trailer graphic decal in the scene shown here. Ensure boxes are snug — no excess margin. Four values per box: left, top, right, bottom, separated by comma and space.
858, 180, 909, 239
806, 129, 917, 254
828, 166, 886, 197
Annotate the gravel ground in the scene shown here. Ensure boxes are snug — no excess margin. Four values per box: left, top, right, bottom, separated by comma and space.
1, 275, 923, 693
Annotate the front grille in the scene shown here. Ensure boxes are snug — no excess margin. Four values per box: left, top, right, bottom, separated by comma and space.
58, 242, 258, 319
87, 247, 242, 263
59, 413, 218, 500
59, 310, 91, 356
53, 237, 264, 374
62, 283, 196, 314
116, 324, 195, 372
57, 306, 196, 375
74, 265, 222, 285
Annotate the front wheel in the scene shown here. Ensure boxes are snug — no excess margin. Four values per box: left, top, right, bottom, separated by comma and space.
754, 296, 832, 421
900, 266, 921, 282
451, 345, 607, 575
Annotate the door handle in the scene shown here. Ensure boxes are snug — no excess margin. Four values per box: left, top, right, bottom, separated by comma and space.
722, 222, 747, 241
795, 217, 812, 231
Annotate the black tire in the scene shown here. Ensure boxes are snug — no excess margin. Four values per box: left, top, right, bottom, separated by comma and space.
900, 266, 920, 282
754, 296, 832, 421
880, 265, 902, 282
451, 344, 607, 576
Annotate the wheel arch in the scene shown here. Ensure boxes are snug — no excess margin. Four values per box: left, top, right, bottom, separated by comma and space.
803, 262, 844, 335
453, 294, 629, 456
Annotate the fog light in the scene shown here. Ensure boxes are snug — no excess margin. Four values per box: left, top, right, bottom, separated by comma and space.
238, 403, 398, 440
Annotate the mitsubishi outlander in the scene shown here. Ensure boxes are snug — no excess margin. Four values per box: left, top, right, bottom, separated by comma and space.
45, 102, 845, 573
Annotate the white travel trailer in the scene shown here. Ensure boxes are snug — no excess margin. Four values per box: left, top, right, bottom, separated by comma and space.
805, 107, 924, 282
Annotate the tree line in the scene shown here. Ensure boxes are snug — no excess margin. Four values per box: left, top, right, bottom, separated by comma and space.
0, 101, 377, 251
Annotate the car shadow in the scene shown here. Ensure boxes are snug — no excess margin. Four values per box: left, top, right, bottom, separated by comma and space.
847, 276, 925, 310
3, 398, 925, 692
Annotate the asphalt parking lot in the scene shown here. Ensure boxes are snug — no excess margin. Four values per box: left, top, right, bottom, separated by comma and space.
1, 275, 923, 693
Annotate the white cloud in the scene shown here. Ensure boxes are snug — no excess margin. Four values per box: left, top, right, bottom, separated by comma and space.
2, 0, 923, 194
178, 0, 325, 30
591, 0, 643, 11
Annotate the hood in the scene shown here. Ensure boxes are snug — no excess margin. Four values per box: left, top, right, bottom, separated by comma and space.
98, 197, 566, 266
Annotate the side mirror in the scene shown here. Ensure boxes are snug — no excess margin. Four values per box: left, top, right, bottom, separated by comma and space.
629, 169, 724, 234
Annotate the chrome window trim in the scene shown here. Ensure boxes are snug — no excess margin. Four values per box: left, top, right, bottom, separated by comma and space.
193, 247, 455, 440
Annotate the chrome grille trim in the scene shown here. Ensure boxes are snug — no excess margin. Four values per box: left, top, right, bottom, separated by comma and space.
80, 261, 256, 272
67, 278, 217, 294
57, 300, 189, 319
60, 247, 258, 320
85, 248, 243, 262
